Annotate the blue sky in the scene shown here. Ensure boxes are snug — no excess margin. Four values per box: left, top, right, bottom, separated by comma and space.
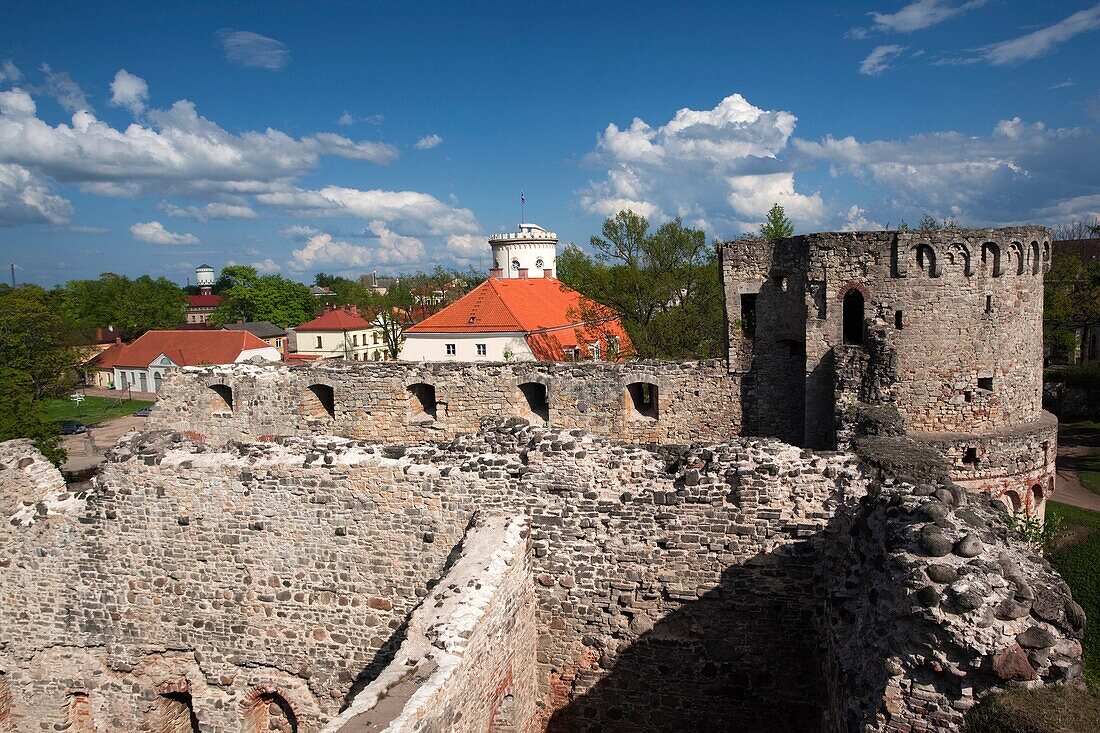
1, 0, 1099, 286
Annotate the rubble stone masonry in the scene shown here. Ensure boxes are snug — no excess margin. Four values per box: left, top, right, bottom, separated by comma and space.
0, 420, 1083, 732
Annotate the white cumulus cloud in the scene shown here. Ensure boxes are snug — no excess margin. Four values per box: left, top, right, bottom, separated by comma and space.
287, 225, 425, 273
0, 163, 73, 225
109, 69, 149, 115
0, 85, 398, 199
414, 134, 442, 150
216, 30, 290, 70
258, 186, 479, 236
130, 220, 199, 245
158, 201, 258, 221
580, 93, 825, 236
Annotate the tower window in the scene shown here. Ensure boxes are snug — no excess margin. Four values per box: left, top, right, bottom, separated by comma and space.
842, 289, 865, 345
963, 447, 978, 465
985, 294, 993, 314
511, 259, 520, 271
977, 377, 994, 391
535, 258, 544, 269
894, 310, 903, 330
739, 294, 757, 338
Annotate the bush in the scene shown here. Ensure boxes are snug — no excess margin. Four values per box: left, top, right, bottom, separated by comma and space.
1047, 501, 1100, 687
1046, 363, 1100, 387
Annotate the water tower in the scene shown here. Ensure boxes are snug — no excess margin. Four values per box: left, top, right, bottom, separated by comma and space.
196, 264, 216, 295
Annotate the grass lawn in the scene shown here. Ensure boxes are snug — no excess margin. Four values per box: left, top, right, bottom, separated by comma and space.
963, 686, 1100, 732
1061, 421, 1100, 495
37, 394, 153, 426
1047, 500, 1100, 687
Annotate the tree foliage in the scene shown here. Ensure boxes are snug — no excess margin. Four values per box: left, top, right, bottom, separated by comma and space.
759, 203, 794, 241
0, 285, 78, 465
211, 266, 318, 327
0, 285, 81, 399
55, 273, 186, 336
558, 210, 723, 359
1045, 253, 1100, 362
1053, 217, 1100, 241
0, 367, 65, 465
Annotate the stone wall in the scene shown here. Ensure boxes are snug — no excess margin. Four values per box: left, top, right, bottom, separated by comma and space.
722, 228, 1050, 446
822, 435, 1084, 731
148, 360, 741, 446
0, 416, 1085, 732
325, 514, 538, 733
0, 425, 868, 732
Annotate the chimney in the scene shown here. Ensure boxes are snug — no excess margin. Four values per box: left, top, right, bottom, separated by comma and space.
544, 269, 553, 279
518, 268, 529, 279
489, 267, 503, 280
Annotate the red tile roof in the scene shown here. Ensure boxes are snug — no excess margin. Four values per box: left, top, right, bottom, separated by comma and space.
85, 341, 126, 370
297, 306, 375, 332
186, 294, 222, 308
406, 276, 633, 360
113, 330, 276, 368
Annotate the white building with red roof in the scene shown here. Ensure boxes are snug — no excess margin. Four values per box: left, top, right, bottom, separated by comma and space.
402, 224, 631, 362
111, 330, 281, 393
293, 305, 388, 361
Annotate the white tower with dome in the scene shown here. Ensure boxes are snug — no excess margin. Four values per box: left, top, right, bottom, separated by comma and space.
488, 224, 558, 278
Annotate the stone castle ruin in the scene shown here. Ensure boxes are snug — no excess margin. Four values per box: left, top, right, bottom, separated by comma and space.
0, 227, 1085, 732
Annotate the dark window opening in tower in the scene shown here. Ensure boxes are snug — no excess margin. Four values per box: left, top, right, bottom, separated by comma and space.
842, 290, 864, 345
739, 294, 756, 338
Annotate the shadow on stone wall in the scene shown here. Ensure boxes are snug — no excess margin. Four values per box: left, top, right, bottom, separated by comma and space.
545, 522, 875, 733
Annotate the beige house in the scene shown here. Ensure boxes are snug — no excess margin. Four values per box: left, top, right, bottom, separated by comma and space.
293, 305, 388, 361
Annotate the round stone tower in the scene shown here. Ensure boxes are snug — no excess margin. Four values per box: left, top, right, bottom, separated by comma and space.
722, 226, 1056, 516
488, 224, 557, 278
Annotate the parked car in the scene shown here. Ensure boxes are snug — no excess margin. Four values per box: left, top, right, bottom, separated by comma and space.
60, 421, 87, 435
133, 406, 153, 417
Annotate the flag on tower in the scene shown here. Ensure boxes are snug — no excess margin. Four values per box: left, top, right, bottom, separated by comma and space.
521, 192, 525, 204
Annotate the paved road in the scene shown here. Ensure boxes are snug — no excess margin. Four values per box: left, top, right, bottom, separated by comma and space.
62, 414, 150, 473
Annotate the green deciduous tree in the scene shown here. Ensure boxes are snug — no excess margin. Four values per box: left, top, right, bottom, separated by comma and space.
558, 210, 723, 359
1045, 254, 1100, 362
0, 285, 81, 399
56, 273, 187, 336
372, 279, 415, 360
759, 203, 794, 241
0, 367, 65, 465
211, 266, 318, 327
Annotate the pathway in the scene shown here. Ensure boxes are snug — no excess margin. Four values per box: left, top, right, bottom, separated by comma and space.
1054, 422, 1100, 512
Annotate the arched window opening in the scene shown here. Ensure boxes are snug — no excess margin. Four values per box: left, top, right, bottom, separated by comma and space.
208, 384, 233, 413
915, 244, 939, 277
0, 671, 12, 731
626, 382, 659, 421
242, 691, 298, 733
982, 242, 1002, 277
1031, 484, 1045, 509
408, 383, 437, 423
156, 691, 201, 733
305, 384, 335, 419
1003, 490, 1023, 515
518, 382, 549, 423
842, 290, 864, 346
1030, 241, 1041, 275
